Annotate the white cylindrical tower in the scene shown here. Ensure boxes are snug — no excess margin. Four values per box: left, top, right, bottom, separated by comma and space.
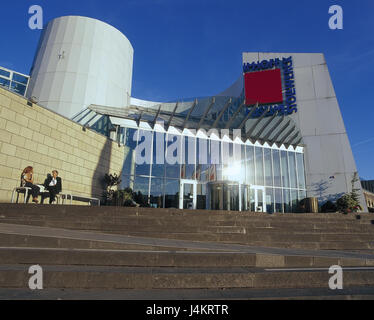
27, 16, 134, 118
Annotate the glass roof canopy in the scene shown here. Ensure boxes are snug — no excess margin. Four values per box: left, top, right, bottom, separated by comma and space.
72, 95, 304, 148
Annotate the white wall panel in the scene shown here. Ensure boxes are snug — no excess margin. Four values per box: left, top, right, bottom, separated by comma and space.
27, 16, 134, 118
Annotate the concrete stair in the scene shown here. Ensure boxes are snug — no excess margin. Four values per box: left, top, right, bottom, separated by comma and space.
0, 204, 374, 298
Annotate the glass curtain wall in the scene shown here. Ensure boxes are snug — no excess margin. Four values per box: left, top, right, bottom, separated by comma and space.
119, 124, 307, 212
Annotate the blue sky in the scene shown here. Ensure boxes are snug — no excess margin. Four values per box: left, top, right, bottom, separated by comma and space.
1, 0, 374, 179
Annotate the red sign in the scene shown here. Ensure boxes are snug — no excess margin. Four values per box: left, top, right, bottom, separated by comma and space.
244, 69, 283, 105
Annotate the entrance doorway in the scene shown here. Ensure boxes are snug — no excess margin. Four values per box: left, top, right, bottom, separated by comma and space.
242, 185, 266, 212
207, 181, 240, 211
179, 179, 197, 209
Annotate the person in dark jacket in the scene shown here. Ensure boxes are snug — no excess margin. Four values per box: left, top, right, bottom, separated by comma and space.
42, 170, 62, 204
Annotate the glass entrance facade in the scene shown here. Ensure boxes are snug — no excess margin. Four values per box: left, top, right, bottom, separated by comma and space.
118, 121, 307, 213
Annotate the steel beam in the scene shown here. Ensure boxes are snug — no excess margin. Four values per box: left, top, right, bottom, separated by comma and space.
182, 99, 198, 129
198, 97, 216, 129
238, 102, 259, 130
225, 100, 246, 129
166, 102, 179, 130
245, 107, 271, 140
253, 111, 278, 141
212, 98, 232, 128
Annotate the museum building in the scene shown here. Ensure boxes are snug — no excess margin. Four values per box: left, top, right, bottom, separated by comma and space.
16, 15, 367, 212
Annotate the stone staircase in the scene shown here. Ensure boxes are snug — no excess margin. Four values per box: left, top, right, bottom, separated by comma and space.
0, 204, 374, 299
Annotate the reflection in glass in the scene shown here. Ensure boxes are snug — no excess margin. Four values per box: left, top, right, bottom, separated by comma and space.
289, 152, 297, 188
281, 151, 289, 188
10, 82, 27, 96
150, 178, 164, 208
274, 188, 283, 213
291, 189, 298, 213
283, 188, 291, 213
197, 138, 209, 182
122, 128, 137, 176
0, 69, 10, 78
165, 134, 181, 178
121, 175, 134, 190
183, 183, 194, 209
296, 153, 306, 189
266, 188, 274, 213
0, 78, 10, 88
272, 149, 281, 187
246, 145, 255, 185
264, 148, 273, 186
197, 183, 206, 209
12, 73, 29, 84
135, 129, 152, 176
164, 179, 179, 208
151, 131, 165, 177
181, 136, 196, 179
133, 176, 150, 206
255, 147, 264, 185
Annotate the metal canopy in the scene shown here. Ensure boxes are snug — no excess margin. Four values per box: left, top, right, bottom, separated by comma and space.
74, 96, 304, 147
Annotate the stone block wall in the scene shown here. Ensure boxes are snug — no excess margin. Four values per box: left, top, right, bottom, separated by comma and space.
0, 87, 124, 204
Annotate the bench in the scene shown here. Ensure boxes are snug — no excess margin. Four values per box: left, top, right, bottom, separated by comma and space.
56, 193, 100, 206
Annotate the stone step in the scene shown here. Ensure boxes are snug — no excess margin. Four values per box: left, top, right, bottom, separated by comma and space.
1, 204, 372, 221
1, 265, 374, 289
1, 247, 372, 268
2, 286, 374, 300
0, 217, 372, 234
0, 233, 195, 252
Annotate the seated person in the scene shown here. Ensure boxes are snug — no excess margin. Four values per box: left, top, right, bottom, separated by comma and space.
21, 166, 40, 203
42, 170, 62, 204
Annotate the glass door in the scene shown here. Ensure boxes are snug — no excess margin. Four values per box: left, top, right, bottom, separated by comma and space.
179, 179, 197, 209
251, 185, 266, 212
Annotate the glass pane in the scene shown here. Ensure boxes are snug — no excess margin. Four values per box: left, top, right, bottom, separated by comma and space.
12, 73, 28, 84
183, 183, 194, 209
257, 189, 264, 212
181, 136, 196, 180
246, 145, 255, 185
196, 183, 206, 209
133, 176, 149, 206
288, 152, 297, 188
274, 188, 283, 213
250, 188, 255, 211
266, 188, 274, 213
135, 129, 152, 176
222, 183, 239, 211
150, 178, 164, 208
296, 153, 306, 189
0, 77, 10, 88
283, 188, 291, 213
272, 149, 281, 187
210, 140, 222, 181
120, 175, 134, 190
0, 69, 10, 78
165, 134, 181, 178
281, 151, 289, 188
10, 82, 27, 96
197, 138, 209, 182
122, 127, 138, 177
209, 183, 222, 210
264, 148, 273, 186
151, 131, 165, 177
255, 147, 264, 186
164, 179, 179, 208
291, 189, 298, 213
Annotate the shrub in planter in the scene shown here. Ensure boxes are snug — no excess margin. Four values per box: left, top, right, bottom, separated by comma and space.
336, 194, 360, 214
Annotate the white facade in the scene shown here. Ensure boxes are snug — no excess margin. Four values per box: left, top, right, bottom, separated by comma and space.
27, 16, 134, 118
242, 52, 367, 211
